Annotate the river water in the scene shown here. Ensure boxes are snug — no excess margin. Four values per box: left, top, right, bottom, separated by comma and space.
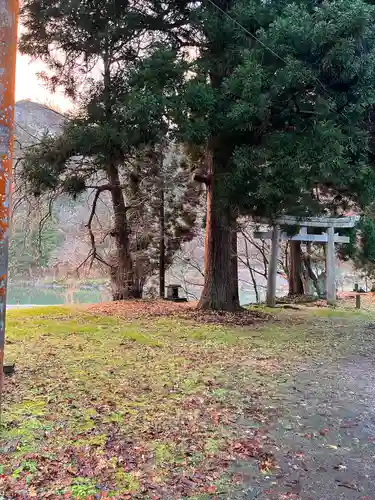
6, 283, 110, 307
5, 282, 285, 307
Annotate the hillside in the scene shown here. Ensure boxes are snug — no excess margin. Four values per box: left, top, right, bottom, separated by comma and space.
14, 99, 64, 146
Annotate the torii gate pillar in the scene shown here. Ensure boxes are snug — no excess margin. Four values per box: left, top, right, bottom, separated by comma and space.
326, 226, 336, 306
0, 0, 19, 393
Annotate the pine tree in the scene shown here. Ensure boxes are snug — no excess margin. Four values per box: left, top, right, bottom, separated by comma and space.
130, 143, 201, 297
116, 142, 201, 298
168, 0, 375, 309
21, 0, 375, 309
20, 0, 195, 298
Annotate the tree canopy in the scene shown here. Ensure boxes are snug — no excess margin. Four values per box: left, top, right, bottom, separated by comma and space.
20, 7, 197, 298
19, 0, 375, 309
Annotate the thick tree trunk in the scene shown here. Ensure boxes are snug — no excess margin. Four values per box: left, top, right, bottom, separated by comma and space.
288, 241, 304, 296
102, 51, 138, 300
302, 243, 319, 295
159, 185, 166, 299
199, 15, 240, 311
198, 156, 240, 311
107, 163, 137, 300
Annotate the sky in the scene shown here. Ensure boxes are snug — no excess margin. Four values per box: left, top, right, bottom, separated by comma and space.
15, 52, 71, 112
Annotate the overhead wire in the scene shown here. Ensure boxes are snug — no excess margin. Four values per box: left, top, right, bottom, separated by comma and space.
204, 0, 352, 123
14, 120, 40, 142
201, 0, 360, 308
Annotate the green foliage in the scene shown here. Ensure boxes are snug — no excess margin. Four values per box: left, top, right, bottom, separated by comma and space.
22, 0, 375, 219
19, 0, 375, 306
115, 470, 140, 493
176, 0, 375, 216
338, 213, 375, 278
71, 478, 99, 499
358, 216, 375, 263
11, 460, 38, 479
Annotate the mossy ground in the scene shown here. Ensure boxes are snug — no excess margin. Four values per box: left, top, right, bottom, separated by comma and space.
0, 305, 370, 498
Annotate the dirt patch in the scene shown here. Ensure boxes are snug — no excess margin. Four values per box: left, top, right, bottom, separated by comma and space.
85, 298, 195, 319
180, 309, 272, 326
85, 299, 273, 326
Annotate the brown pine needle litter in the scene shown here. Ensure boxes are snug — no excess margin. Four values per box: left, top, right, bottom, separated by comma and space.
0, 302, 370, 498
85, 299, 272, 326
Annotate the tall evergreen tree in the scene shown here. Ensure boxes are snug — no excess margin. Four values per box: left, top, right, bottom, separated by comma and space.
20, 0, 197, 298
21, 0, 375, 309
170, 0, 375, 309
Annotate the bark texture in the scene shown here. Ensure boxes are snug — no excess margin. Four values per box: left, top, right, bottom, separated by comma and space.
107, 163, 137, 300
288, 241, 304, 295
231, 228, 240, 307
302, 242, 319, 295
198, 151, 240, 311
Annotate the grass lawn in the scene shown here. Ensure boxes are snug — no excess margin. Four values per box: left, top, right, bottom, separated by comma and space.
0, 305, 370, 499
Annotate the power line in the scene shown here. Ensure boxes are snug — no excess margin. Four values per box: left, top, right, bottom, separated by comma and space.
206, 0, 285, 63
205, 0, 351, 123
14, 120, 40, 142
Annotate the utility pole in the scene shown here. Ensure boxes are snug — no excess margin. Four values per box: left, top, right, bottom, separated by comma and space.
159, 181, 166, 299
266, 225, 279, 307
0, 0, 19, 411
158, 145, 166, 299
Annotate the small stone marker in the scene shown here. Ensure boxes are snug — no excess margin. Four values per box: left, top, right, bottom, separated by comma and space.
166, 284, 187, 302
3, 363, 14, 375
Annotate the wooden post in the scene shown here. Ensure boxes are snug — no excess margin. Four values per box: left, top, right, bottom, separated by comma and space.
267, 225, 279, 307
326, 226, 336, 306
356, 294, 361, 309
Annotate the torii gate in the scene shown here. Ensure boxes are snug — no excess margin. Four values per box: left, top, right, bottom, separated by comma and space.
254, 216, 360, 307
0, 0, 19, 409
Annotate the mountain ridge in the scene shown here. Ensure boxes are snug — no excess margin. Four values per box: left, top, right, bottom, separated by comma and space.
14, 99, 64, 148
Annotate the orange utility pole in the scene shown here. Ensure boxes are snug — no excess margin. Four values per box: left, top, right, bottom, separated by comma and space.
0, 0, 19, 403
